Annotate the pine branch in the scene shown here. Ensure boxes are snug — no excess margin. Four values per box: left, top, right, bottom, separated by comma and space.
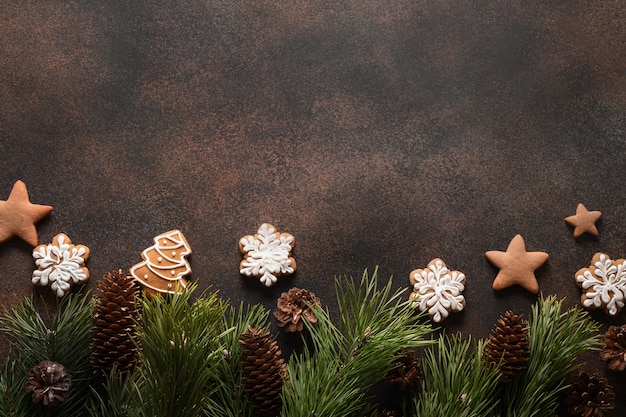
131, 285, 228, 417
409, 334, 501, 417
0, 293, 95, 417
205, 302, 270, 417
281, 268, 433, 417
499, 295, 600, 417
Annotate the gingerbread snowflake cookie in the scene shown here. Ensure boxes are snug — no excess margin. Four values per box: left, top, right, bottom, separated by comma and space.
575, 253, 626, 316
32, 233, 90, 297
409, 258, 466, 323
239, 223, 296, 287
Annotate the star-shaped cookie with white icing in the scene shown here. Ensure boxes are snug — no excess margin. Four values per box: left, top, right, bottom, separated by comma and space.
485, 234, 549, 294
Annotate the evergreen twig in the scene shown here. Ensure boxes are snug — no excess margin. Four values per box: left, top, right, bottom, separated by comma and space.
409, 334, 501, 417
499, 295, 599, 417
205, 302, 270, 417
0, 293, 95, 417
132, 285, 228, 417
281, 268, 433, 417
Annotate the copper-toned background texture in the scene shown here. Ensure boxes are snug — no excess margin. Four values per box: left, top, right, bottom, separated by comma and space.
1, 1, 625, 415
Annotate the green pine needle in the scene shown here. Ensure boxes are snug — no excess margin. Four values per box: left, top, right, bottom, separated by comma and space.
131, 285, 228, 417
205, 302, 271, 417
409, 334, 501, 417
499, 295, 599, 417
281, 268, 433, 417
0, 293, 95, 417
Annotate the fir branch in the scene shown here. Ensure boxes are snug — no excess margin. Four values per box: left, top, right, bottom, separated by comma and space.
205, 302, 270, 417
131, 285, 228, 417
499, 295, 599, 417
281, 268, 433, 417
409, 334, 501, 417
0, 293, 96, 417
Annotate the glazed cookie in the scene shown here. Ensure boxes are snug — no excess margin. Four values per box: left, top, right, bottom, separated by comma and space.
239, 223, 296, 287
32, 233, 90, 297
409, 258, 466, 323
130, 230, 192, 295
575, 252, 626, 316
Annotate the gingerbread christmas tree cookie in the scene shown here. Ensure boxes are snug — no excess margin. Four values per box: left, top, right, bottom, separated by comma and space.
32, 233, 90, 297
409, 258, 466, 323
0, 180, 52, 246
239, 223, 296, 287
130, 230, 192, 295
565, 203, 602, 238
485, 234, 548, 294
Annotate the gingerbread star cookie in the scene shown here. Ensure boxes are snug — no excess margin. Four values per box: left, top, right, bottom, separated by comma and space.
0, 180, 53, 246
565, 203, 602, 238
485, 234, 549, 294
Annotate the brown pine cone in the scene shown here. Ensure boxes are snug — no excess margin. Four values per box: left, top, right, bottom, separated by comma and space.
600, 324, 626, 371
24, 361, 71, 406
385, 350, 422, 391
566, 371, 614, 417
483, 311, 530, 382
239, 326, 286, 417
273, 287, 321, 332
90, 269, 141, 375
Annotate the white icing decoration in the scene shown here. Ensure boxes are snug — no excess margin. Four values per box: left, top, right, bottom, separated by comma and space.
410, 259, 465, 323
576, 254, 626, 315
240, 223, 295, 287
32, 234, 89, 297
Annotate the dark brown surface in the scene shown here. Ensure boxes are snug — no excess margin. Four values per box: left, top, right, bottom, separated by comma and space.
1, 1, 625, 414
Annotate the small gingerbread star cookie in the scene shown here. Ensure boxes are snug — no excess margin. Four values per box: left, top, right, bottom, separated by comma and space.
0, 180, 52, 246
239, 223, 296, 287
409, 258, 466, 323
32, 233, 90, 297
485, 234, 549, 294
565, 203, 602, 238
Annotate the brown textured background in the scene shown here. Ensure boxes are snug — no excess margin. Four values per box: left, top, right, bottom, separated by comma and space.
1, 1, 625, 414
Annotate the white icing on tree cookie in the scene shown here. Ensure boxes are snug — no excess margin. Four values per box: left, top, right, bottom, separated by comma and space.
576, 253, 626, 316
32, 233, 90, 297
239, 223, 296, 287
409, 258, 466, 323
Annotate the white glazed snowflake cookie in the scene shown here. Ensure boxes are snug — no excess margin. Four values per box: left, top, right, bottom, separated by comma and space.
575, 252, 626, 316
32, 233, 90, 297
409, 258, 466, 323
239, 223, 296, 287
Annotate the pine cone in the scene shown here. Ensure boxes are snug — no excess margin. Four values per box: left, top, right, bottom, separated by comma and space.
600, 324, 626, 371
566, 371, 614, 417
483, 311, 530, 382
239, 326, 286, 416
90, 269, 141, 375
385, 350, 422, 391
24, 361, 71, 406
274, 287, 321, 332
